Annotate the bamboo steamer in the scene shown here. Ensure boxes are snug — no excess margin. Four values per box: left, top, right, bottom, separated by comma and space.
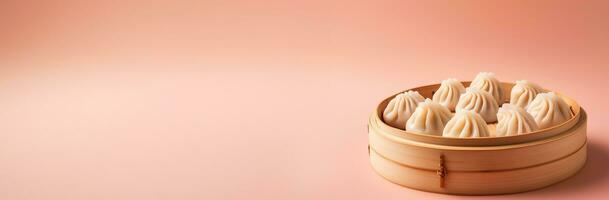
368, 82, 587, 195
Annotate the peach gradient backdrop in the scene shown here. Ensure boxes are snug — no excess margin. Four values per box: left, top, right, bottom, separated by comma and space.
1, 1, 609, 199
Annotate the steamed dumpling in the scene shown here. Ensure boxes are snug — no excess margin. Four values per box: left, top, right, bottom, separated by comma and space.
470, 72, 504, 104
383, 91, 425, 129
442, 110, 490, 138
432, 78, 466, 111
496, 104, 539, 136
526, 92, 572, 129
456, 87, 499, 123
510, 80, 544, 108
406, 99, 453, 136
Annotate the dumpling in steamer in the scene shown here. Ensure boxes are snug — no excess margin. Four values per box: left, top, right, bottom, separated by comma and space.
470, 72, 505, 104
442, 110, 490, 138
510, 80, 544, 109
432, 78, 466, 111
526, 92, 572, 129
383, 91, 425, 129
456, 87, 499, 123
406, 99, 453, 136
496, 104, 539, 136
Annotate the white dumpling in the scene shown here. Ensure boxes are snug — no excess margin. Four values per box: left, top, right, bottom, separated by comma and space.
383, 91, 425, 129
456, 87, 499, 123
406, 99, 453, 136
526, 92, 572, 129
442, 110, 490, 138
510, 80, 544, 109
432, 78, 466, 111
470, 72, 505, 104
496, 104, 539, 136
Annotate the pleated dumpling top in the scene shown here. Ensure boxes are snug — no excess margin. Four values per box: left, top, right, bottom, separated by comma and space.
510, 80, 545, 109
432, 78, 466, 111
470, 72, 504, 104
456, 87, 499, 123
526, 92, 572, 129
442, 110, 490, 138
406, 99, 453, 136
382, 91, 425, 129
496, 104, 539, 136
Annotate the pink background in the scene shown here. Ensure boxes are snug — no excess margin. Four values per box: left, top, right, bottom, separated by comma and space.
1, 1, 609, 199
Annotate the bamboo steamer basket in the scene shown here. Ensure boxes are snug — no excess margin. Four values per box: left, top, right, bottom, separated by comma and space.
368, 82, 587, 195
